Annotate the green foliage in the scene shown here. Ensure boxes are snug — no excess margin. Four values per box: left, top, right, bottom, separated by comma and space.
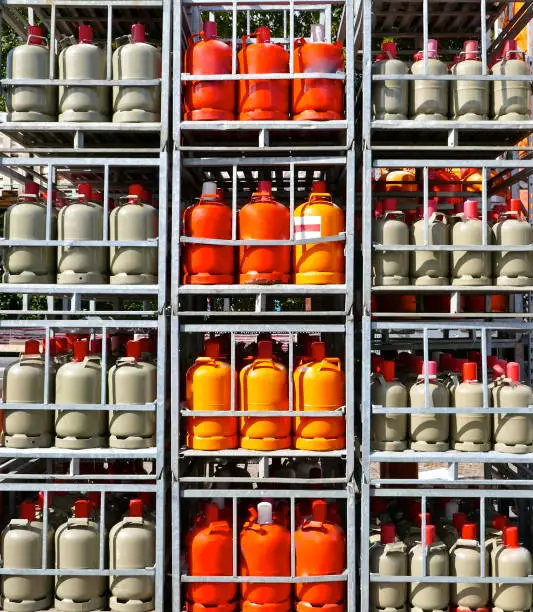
1, 22, 20, 111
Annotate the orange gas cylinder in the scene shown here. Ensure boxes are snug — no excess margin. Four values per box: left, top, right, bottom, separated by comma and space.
184, 21, 235, 121
292, 25, 344, 121
238, 180, 290, 284
240, 501, 291, 612
384, 170, 417, 195
186, 338, 238, 450
238, 26, 289, 120
295, 500, 346, 612
293, 181, 345, 285
294, 342, 345, 451
240, 340, 290, 450
186, 502, 237, 612
458, 167, 482, 193
182, 181, 234, 284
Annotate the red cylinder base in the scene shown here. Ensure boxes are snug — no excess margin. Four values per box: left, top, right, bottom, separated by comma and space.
293, 110, 343, 121
183, 272, 235, 285
184, 109, 235, 121
239, 272, 290, 284
296, 603, 345, 612
186, 602, 238, 612
242, 601, 291, 612
239, 110, 289, 121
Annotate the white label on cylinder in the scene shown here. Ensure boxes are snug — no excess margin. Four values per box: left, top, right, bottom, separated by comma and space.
294, 215, 322, 239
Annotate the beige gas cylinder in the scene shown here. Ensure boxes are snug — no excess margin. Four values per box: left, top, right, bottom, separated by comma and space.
410, 40, 449, 120
57, 183, 107, 284
450, 523, 489, 610
451, 40, 489, 120
1, 501, 53, 612
452, 361, 491, 452
372, 41, 409, 120
492, 199, 533, 286
371, 360, 408, 451
493, 362, 533, 453
3, 181, 56, 284
109, 499, 155, 612
492, 527, 533, 612
373, 198, 409, 286
369, 524, 408, 612
108, 339, 156, 449
59, 25, 110, 122
452, 200, 491, 286
409, 361, 450, 451
112, 24, 161, 122
410, 199, 449, 286
6, 25, 57, 122
55, 500, 106, 612
109, 184, 157, 285
409, 525, 449, 612
55, 339, 107, 449
3, 339, 53, 448
491, 41, 531, 121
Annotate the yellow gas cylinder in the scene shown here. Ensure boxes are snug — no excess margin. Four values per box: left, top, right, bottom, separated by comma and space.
293, 180, 345, 285
294, 342, 345, 451
240, 340, 290, 450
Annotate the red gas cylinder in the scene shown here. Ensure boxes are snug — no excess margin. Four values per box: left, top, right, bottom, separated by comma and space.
292, 25, 344, 121
428, 169, 462, 210
182, 181, 234, 284
184, 21, 235, 121
295, 500, 346, 612
238, 26, 289, 120
238, 180, 290, 284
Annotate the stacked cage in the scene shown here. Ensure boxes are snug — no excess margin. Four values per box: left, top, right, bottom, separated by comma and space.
172, 0, 356, 609
0, 0, 169, 609
361, 2, 533, 612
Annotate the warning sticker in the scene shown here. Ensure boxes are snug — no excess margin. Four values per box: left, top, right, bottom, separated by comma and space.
294, 216, 322, 240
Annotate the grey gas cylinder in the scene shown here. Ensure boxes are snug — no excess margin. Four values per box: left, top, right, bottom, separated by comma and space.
371, 360, 408, 451
410, 40, 449, 121
491, 41, 531, 122
452, 200, 491, 286
409, 200, 449, 286
450, 40, 489, 120
373, 199, 409, 286
372, 42, 408, 120
370, 524, 407, 612
450, 524, 489, 610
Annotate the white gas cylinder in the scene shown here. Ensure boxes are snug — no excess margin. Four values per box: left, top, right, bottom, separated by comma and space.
372, 42, 408, 120
410, 39, 449, 120
451, 40, 489, 120
109, 499, 155, 612
108, 339, 156, 448
491, 41, 531, 121
58, 25, 110, 122
410, 199, 449, 286
369, 523, 407, 612
109, 184, 158, 285
452, 200, 492, 286
450, 523, 489, 610
112, 24, 161, 122
3, 181, 56, 284
372, 198, 409, 286
6, 25, 57, 122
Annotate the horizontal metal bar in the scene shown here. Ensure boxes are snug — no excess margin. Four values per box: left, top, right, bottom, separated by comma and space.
372, 406, 533, 415
371, 450, 533, 463
374, 158, 533, 168
178, 284, 347, 295
0, 568, 154, 576
181, 448, 345, 458
1, 0, 162, 5
182, 0, 342, 5
181, 574, 348, 583
0, 156, 161, 167
369, 575, 533, 585
2, 79, 161, 86
181, 73, 345, 81
180, 324, 346, 332
374, 244, 533, 252
371, 488, 533, 499
0, 240, 158, 247
372, 285, 533, 294
180, 476, 348, 484
181, 235, 345, 246
2, 403, 156, 412
0, 482, 157, 492
0, 127, 161, 138
180, 121, 348, 132
372, 320, 533, 331
181, 489, 349, 498
372, 74, 533, 82
181, 409, 345, 417
0, 285, 158, 297
0, 448, 156, 460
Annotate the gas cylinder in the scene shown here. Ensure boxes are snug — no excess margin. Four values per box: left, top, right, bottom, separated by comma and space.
452, 361, 491, 452
370, 360, 408, 451
186, 502, 237, 611
58, 25, 110, 122
55, 500, 106, 612
186, 338, 238, 450
238, 180, 290, 284
409, 525, 450, 612
108, 339, 156, 449
409, 361, 450, 451
410, 199, 450, 285
240, 501, 291, 612
295, 500, 345, 610
372, 198, 409, 286
238, 26, 289, 120
372, 41, 409, 120
112, 24, 161, 122
492, 198, 533, 286
493, 362, 533, 453
293, 342, 345, 451
3, 339, 53, 448
293, 180, 345, 284
1, 501, 53, 612
491, 41, 531, 121
240, 340, 290, 450
452, 200, 491, 286
292, 24, 344, 121
492, 527, 532, 612
6, 25, 56, 121
109, 499, 155, 612
110, 183, 157, 285
428, 169, 463, 211
184, 21, 235, 120
384, 169, 417, 206
57, 183, 107, 284
410, 40, 449, 120
55, 339, 107, 449
3, 181, 56, 283
182, 181, 234, 284
451, 40, 490, 120
450, 523, 489, 610
369, 524, 407, 612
